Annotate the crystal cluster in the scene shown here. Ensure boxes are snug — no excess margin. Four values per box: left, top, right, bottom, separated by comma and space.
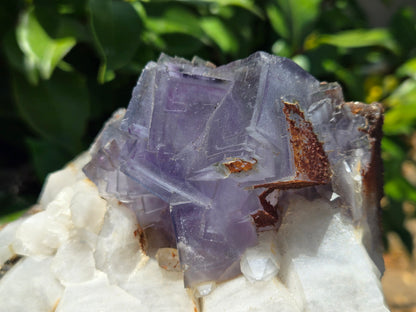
83, 52, 384, 287
0, 52, 388, 312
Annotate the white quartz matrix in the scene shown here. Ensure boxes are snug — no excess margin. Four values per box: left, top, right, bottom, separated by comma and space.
0, 151, 389, 312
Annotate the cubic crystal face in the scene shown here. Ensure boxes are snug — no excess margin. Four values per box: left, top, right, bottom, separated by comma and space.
83, 52, 383, 288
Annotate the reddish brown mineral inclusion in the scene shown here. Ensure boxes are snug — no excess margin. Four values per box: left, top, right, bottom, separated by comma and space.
224, 158, 257, 173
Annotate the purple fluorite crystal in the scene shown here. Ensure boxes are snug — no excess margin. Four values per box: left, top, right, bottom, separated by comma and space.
83, 52, 383, 287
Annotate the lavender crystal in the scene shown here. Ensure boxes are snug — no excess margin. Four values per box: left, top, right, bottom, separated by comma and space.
83, 52, 383, 287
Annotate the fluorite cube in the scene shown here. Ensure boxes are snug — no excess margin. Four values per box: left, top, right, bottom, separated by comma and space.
83, 52, 383, 288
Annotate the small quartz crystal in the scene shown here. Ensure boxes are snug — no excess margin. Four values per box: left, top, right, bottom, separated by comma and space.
240, 231, 281, 282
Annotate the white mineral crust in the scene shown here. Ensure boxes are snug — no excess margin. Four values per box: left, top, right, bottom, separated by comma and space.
0, 152, 389, 311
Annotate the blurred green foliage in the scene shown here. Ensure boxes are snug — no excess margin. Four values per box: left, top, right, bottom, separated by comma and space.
1, 0, 415, 250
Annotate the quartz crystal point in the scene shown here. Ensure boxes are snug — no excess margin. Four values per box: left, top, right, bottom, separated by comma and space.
83, 52, 384, 288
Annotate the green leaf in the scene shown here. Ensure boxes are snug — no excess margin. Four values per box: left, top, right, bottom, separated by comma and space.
266, 4, 289, 40
382, 137, 406, 162
385, 177, 416, 203
144, 6, 207, 56
98, 65, 116, 83
390, 7, 416, 57
397, 58, 416, 80
316, 29, 398, 52
3, 30, 38, 84
143, 0, 263, 17
205, 0, 263, 18
13, 70, 89, 154
271, 39, 291, 57
201, 17, 238, 54
0, 0, 23, 42
384, 79, 416, 135
89, 0, 141, 75
56, 17, 92, 43
130, 1, 147, 21
27, 138, 72, 181
386, 79, 416, 106
16, 7, 76, 80
33, 4, 91, 42
145, 7, 204, 38
159, 34, 204, 56
267, 0, 322, 51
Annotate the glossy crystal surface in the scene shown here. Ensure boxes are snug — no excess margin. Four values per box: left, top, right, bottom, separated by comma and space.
83, 52, 382, 287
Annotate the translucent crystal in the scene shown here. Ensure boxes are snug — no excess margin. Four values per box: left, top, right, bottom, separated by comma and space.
83, 52, 383, 289
156, 248, 181, 272
240, 231, 281, 282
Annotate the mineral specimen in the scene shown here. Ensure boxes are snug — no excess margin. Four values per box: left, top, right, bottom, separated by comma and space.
83, 52, 384, 287
0, 52, 388, 312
